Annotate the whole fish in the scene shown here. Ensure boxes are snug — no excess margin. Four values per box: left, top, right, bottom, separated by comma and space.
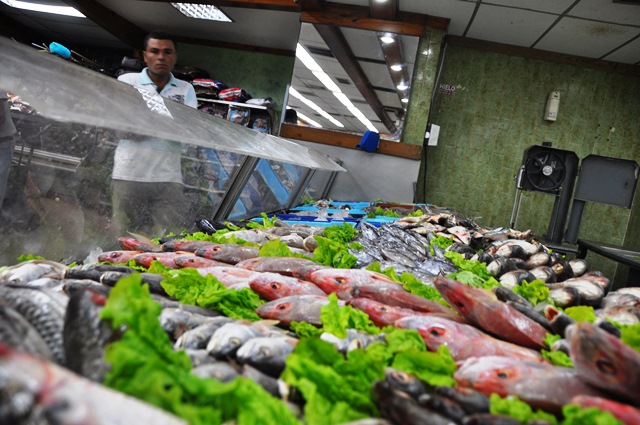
321, 329, 386, 353
434, 277, 547, 350
454, 355, 611, 414
97, 250, 143, 264
159, 308, 213, 341
248, 272, 326, 300
184, 349, 217, 367
133, 251, 194, 269
394, 315, 542, 362
191, 361, 239, 382
0, 285, 66, 364
348, 297, 434, 327
0, 344, 187, 424
235, 335, 298, 377
117, 236, 163, 252
195, 266, 260, 288
0, 259, 67, 285
195, 244, 260, 265
101, 272, 167, 296
63, 288, 113, 382
0, 304, 54, 361
567, 321, 640, 403
174, 256, 229, 268
161, 239, 216, 252
570, 395, 640, 425
305, 268, 402, 300
374, 380, 453, 425
255, 294, 336, 327
597, 305, 640, 325
218, 229, 271, 244
206, 320, 282, 359
235, 256, 318, 276
433, 386, 490, 415
546, 278, 605, 307
355, 285, 466, 322
290, 264, 333, 281
173, 316, 235, 350
65, 263, 136, 282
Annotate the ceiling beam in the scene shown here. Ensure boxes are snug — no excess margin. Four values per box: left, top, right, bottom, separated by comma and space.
138, 0, 300, 12
369, 0, 397, 20
314, 24, 397, 134
301, 2, 432, 36
62, 0, 147, 49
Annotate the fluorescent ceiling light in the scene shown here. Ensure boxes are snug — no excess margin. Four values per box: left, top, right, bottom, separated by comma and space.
390, 64, 403, 71
380, 35, 395, 44
397, 83, 409, 90
401, 98, 409, 103
312, 71, 341, 93
297, 112, 322, 128
295, 43, 323, 72
171, 3, 232, 22
289, 87, 344, 128
0, 0, 84, 17
295, 43, 377, 132
333, 92, 377, 133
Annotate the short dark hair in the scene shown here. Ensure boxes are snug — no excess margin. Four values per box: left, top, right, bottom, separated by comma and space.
144, 30, 178, 51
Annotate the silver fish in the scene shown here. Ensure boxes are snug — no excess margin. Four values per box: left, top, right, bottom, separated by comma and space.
0, 259, 67, 285
235, 336, 298, 377
159, 308, 213, 341
173, 317, 235, 350
206, 321, 263, 358
0, 285, 66, 364
191, 361, 239, 382
0, 345, 187, 424
0, 304, 53, 361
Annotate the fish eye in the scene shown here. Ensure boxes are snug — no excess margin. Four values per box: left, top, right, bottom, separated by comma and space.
595, 358, 618, 376
455, 301, 467, 311
334, 277, 347, 285
277, 303, 289, 310
378, 306, 388, 312
429, 326, 446, 337
213, 247, 221, 252
270, 283, 281, 290
494, 369, 511, 379
230, 337, 240, 346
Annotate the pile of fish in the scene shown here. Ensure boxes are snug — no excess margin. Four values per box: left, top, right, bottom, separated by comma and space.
0, 210, 639, 425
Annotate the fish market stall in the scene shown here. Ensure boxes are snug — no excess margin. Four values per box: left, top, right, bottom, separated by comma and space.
1, 37, 640, 425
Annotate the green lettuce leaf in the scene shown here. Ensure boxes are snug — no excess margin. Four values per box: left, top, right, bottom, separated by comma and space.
490, 394, 558, 424
312, 236, 358, 269
101, 274, 300, 425
391, 345, 456, 387
512, 279, 550, 305
561, 404, 623, 425
161, 267, 263, 320
321, 293, 382, 338
258, 239, 309, 258
564, 306, 597, 323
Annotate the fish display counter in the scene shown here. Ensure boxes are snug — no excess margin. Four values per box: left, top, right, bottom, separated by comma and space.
1, 37, 640, 425
0, 36, 344, 265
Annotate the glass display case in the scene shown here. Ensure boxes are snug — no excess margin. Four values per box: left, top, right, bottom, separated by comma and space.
0, 36, 345, 266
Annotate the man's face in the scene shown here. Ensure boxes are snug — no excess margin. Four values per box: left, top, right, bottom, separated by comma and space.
143, 38, 177, 78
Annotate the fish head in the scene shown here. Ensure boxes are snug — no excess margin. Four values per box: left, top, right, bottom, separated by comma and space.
453, 356, 522, 397
433, 277, 488, 321
256, 298, 299, 323
307, 269, 355, 296
249, 274, 288, 300
566, 322, 634, 389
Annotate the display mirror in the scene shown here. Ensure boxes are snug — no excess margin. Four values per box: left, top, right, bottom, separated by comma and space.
285, 22, 420, 140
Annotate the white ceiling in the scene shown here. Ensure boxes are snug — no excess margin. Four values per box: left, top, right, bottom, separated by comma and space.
1, 0, 639, 137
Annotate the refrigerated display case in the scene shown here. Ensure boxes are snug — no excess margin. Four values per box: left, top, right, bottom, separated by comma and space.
0, 36, 345, 265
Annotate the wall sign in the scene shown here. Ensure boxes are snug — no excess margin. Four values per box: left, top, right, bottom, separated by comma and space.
439, 84, 456, 96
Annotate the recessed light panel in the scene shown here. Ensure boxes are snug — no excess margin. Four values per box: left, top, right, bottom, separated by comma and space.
170, 3, 232, 22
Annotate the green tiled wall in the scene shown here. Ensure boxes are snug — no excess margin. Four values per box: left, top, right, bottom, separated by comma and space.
177, 43, 296, 123
423, 45, 640, 287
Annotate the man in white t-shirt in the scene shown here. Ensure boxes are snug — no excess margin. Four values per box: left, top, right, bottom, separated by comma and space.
112, 30, 197, 238
0, 92, 17, 211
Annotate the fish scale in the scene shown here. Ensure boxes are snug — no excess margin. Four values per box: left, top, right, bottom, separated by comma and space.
0, 286, 66, 365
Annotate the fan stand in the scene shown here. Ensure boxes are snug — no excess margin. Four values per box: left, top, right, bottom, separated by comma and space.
510, 146, 580, 253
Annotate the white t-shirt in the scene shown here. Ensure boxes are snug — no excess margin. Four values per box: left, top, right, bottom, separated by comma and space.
112, 69, 197, 183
